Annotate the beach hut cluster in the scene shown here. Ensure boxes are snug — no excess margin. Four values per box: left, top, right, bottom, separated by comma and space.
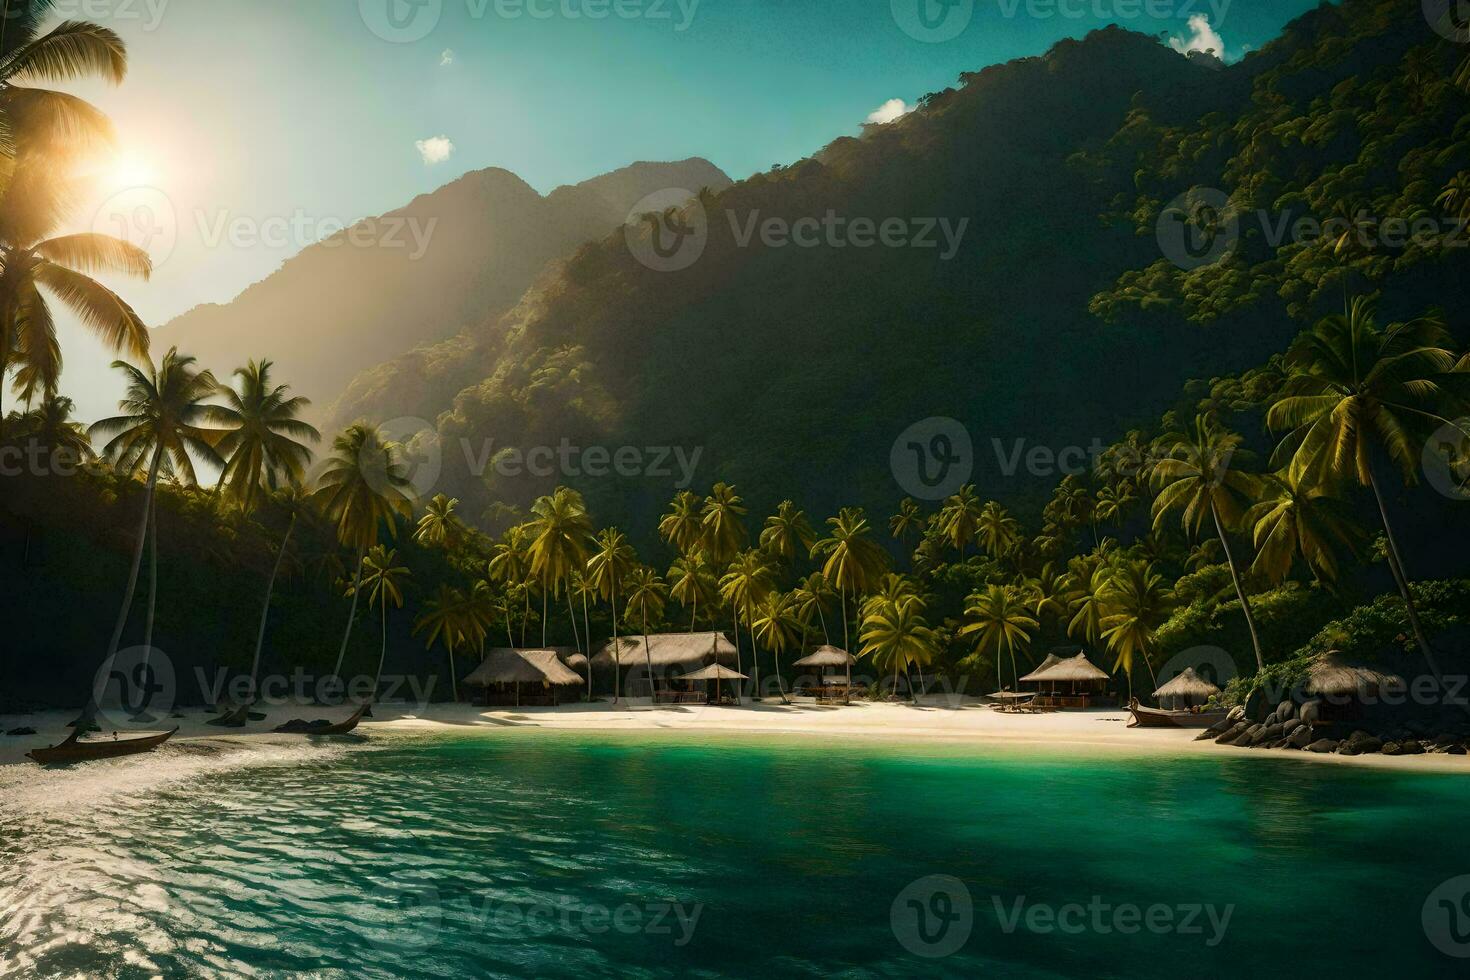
1017, 651, 1114, 709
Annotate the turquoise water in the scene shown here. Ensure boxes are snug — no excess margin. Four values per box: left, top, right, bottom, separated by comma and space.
3, 730, 1470, 978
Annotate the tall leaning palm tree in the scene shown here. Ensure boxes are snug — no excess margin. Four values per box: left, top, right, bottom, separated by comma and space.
415, 585, 466, 705
1100, 562, 1171, 699
622, 565, 667, 702
1267, 298, 1468, 682
357, 545, 409, 710
1152, 416, 1265, 673
587, 527, 636, 702
240, 483, 315, 709
313, 423, 414, 696
211, 359, 319, 516
810, 507, 888, 703
78, 349, 220, 726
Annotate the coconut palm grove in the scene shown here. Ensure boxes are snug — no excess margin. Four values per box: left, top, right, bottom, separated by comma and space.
5, 0, 1470, 977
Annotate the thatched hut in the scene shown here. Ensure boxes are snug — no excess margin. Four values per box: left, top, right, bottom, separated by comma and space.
1021, 653, 1113, 708
1153, 667, 1221, 710
1304, 652, 1406, 720
464, 649, 584, 706
791, 645, 861, 699
590, 632, 738, 700
681, 663, 749, 705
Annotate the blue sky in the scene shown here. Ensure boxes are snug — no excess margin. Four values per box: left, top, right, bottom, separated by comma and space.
54, 0, 1328, 420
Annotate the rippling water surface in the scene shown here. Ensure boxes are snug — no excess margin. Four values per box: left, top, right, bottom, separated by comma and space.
3, 730, 1470, 978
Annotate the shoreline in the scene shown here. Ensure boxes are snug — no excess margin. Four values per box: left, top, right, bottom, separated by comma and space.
6, 697, 1470, 773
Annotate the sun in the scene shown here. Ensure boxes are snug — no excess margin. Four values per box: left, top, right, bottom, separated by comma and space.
104, 149, 160, 192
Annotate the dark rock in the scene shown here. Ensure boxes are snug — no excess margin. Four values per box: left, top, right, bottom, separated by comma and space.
1339, 743, 1361, 756
1401, 740, 1425, 755
1252, 723, 1285, 746
1381, 741, 1402, 756
1226, 705, 1246, 724
1276, 700, 1297, 722
4, 727, 37, 736
1287, 726, 1313, 749
1448, 744, 1467, 756
1306, 738, 1338, 754
1346, 731, 1383, 754
1244, 689, 1270, 723
1299, 700, 1322, 727
1216, 723, 1250, 746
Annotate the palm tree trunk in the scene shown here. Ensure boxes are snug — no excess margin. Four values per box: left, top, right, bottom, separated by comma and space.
330, 545, 367, 696
841, 588, 851, 706
611, 580, 621, 703
775, 644, 789, 704
521, 589, 529, 645
732, 611, 744, 705
373, 598, 387, 704
132, 492, 160, 721
448, 645, 459, 703
1210, 500, 1265, 673
541, 588, 549, 647
746, 602, 760, 700
642, 615, 656, 704
78, 446, 163, 727
248, 512, 295, 706
1368, 468, 1444, 683
581, 587, 593, 700
567, 589, 582, 656
690, 592, 698, 632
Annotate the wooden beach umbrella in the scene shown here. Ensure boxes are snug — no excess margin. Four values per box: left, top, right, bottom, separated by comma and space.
681, 662, 749, 704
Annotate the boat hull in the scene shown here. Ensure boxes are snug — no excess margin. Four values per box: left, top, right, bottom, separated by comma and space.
1129, 704, 1228, 729
27, 727, 178, 765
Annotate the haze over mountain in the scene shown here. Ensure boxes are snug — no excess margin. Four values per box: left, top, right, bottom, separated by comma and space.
156, 158, 731, 419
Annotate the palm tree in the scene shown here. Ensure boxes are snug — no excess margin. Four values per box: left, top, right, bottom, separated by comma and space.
759, 500, 814, 564
937, 484, 984, 554
1245, 471, 1363, 586
1066, 564, 1114, 648
572, 571, 597, 697
794, 572, 834, 645
242, 483, 314, 708
719, 549, 775, 701
811, 507, 888, 703
8, 392, 92, 461
587, 527, 636, 701
752, 590, 800, 703
210, 359, 318, 515
622, 565, 667, 702
975, 500, 1020, 560
889, 497, 924, 543
699, 481, 748, 563
415, 585, 467, 705
356, 545, 409, 708
1100, 562, 1171, 699
414, 493, 462, 549
862, 595, 940, 704
0, 6, 124, 151
488, 525, 532, 644
658, 489, 703, 554
0, 154, 150, 417
1266, 298, 1467, 681
78, 350, 220, 726
668, 550, 716, 631
525, 487, 592, 647
961, 585, 1038, 696
1152, 416, 1265, 672
313, 423, 414, 694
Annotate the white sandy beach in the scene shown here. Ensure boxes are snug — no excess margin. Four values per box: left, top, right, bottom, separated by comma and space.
4, 696, 1469, 772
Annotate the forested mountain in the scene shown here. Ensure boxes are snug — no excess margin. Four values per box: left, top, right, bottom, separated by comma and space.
326, 0, 1468, 542
156, 158, 732, 420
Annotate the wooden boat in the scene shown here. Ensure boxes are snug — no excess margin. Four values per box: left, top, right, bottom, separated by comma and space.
1128, 700, 1229, 729
274, 702, 369, 736
27, 727, 178, 765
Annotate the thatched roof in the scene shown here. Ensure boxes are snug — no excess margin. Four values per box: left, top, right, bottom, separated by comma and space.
464, 649, 583, 687
1021, 653, 1109, 683
591, 632, 736, 668
1304, 651, 1405, 697
682, 663, 749, 682
791, 645, 855, 669
1018, 653, 1064, 682
563, 653, 589, 671
1153, 667, 1221, 700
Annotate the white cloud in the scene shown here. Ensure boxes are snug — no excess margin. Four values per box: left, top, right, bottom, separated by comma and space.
866, 98, 912, 126
415, 136, 455, 165
1169, 14, 1227, 60
439, 48, 454, 67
